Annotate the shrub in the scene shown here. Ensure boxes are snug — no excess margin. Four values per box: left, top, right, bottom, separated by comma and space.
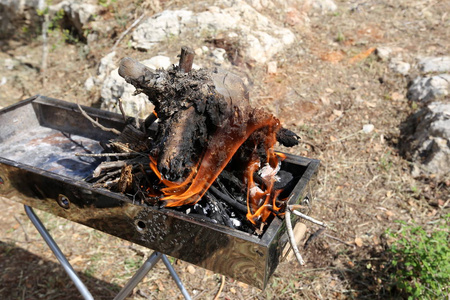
386, 214, 450, 299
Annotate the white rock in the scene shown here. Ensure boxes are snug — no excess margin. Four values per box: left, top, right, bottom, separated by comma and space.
267, 61, 277, 74
0, 0, 41, 38
389, 58, 410, 75
407, 74, 450, 104
310, 0, 337, 12
84, 76, 96, 91
131, 1, 295, 64
100, 68, 153, 118
140, 56, 171, 71
401, 101, 450, 178
418, 56, 450, 73
97, 51, 116, 79
375, 47, 392, 61
210, 48, 227, 64
50, 0, 98, 37
98, 57, 175, 118
363, 124, 374, 133
4, 58, 15, 70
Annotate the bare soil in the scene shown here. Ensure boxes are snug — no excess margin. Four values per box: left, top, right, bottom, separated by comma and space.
1, 0, 449, 299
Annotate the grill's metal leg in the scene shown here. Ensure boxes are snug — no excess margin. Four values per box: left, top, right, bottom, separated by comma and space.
24, 205, 191, 300
162, 254, 192, 300
24, 205, 94, 300
113, 251, 163, 300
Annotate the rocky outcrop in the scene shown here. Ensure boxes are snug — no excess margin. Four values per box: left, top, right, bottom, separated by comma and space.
0, 0, 98, 40
400, 101, 450, 178
86, 53, 173, 118
407, 74, 450, 104
131, 0, 295, 64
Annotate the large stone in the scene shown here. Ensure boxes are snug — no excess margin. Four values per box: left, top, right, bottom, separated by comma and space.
0, 0, 41, 39
98, 55, 174, 118
418, 56, 450, 73
401, 101, 450, 178
310, 0, 337, 12
245, 0, 337, 13
407, 74, 450, 104
131, 0, 295, 64
50, 0, 98, 38
389, 58, 410, 75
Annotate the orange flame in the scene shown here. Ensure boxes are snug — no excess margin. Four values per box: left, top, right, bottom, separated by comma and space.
148, 107, 286, 226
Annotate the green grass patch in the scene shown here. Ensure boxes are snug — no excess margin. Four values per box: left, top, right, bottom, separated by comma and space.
385, 214, 450, 299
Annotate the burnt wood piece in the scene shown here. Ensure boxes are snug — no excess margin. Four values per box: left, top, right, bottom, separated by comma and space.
209, 185, 247, 214
118, 48, 299, 184
179, 46, 195, 73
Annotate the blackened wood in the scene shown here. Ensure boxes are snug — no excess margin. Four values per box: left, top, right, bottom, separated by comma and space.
118, 50, 300, 183
179, 46, 195, 73
276, 128, 300, 147
209, 185, 247, 214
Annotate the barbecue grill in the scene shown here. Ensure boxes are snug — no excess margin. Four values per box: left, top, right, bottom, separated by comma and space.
0, 95, 319, 297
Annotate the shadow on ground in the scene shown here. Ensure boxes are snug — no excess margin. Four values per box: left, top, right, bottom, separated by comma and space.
0, 241, 120, 300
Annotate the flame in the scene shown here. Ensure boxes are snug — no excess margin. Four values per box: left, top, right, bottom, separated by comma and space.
148, 107, 286, 227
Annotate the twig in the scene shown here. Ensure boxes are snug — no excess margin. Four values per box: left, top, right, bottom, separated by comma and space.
290, 207, 327, 227
14, 216, 29, 242
93, 161, 126, 177
304, 227, 326, 249
118, 98, 127, 122
111, 13, 146, 51
209, 185, 247, 214
285, 208, 305, 265
77, 103, 121, 135
323, 233, 355, 248
75, 152, 140, 157
179, 46, 195, 73
213, 275, 225, 300
38, 0, 49, 85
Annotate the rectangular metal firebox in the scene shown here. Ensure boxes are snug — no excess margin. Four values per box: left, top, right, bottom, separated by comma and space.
0, 95, 319, 289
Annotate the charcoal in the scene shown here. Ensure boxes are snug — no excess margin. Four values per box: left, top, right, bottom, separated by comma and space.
273, 170, 294, 190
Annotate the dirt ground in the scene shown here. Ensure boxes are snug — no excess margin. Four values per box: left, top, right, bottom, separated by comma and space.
1, 0, 449, 299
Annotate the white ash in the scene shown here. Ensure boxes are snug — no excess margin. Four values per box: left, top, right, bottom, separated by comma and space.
258, 161, 281, 182
231, 218, 241, 227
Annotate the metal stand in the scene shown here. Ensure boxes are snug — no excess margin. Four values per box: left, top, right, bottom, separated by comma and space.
24, 205, 191, 300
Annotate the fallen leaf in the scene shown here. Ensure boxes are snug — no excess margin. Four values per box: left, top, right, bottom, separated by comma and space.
155, 279, 165, 291
385, 210, 394, 218
69, 255, 83, 266
333, 109, 343, 117
237, 282, 249, 289
372, 235, 380, 245
365, 101, 377, 108
391, 92, 404, 101
187, 265, 196, 274
348, 47, 376, 64
320, 96, 330, 106
320, 51, 345, 63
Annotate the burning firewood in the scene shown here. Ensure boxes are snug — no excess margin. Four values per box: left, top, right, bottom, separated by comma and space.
83, 46, 301, 232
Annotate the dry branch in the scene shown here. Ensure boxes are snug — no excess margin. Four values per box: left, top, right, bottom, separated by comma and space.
285, 208, 305, 265
77, 103, 121, 135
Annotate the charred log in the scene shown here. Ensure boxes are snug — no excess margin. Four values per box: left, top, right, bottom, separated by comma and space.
85, 47, 302, 231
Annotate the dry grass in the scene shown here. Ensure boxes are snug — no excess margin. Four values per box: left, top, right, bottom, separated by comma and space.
1, 0, 449, 299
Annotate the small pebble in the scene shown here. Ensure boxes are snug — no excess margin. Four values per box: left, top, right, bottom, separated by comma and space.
363, 124, 374, 133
